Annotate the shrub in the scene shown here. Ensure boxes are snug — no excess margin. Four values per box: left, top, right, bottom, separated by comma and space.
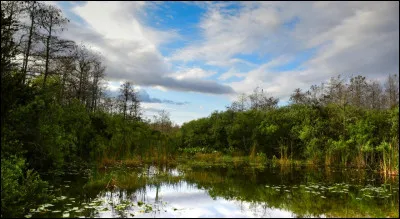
1, 156, 51, 218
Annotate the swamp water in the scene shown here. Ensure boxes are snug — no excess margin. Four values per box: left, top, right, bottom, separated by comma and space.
26, 164, 399, 218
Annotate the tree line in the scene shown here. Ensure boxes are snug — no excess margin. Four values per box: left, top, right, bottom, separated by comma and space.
178, 74, 399, 173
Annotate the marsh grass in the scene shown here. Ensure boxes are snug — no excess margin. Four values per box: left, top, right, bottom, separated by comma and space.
85, 165, 184, 191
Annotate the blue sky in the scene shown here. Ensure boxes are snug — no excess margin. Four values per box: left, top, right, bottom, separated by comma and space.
52, 1, 399, 125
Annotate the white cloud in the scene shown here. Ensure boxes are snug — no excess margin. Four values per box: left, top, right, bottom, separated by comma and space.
171, 67, 216, 80
52, 1, 398, 116
170, 3, 285, 66
218, 68, 246, 81
175, 1, 398, 102
59, 1, 234, 95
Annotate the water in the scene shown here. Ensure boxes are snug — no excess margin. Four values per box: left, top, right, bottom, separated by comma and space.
27, 165, 399, 218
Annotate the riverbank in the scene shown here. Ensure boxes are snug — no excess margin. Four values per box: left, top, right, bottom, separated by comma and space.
96, 153, 399, 176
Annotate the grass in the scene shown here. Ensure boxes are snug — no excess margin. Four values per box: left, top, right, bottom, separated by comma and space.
99, 152, 320, 171
98, 155, 178, 169
98, 151, 398, 177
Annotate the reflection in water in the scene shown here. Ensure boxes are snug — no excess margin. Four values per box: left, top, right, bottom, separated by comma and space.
93, 181, 297, 218
31, 165, 398, 218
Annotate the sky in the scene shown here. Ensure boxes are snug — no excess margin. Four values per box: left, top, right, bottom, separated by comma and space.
49, 1, 399, 125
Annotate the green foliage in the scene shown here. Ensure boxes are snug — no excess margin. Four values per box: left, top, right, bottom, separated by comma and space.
1, 156, 51, 218
178, 147, 216, 155
179, 103, 399, 170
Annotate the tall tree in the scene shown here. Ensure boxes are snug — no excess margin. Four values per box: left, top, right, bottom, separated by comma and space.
154, 110, 172, 133
118, 81, 135, 120
348, 75, 368, 108
74, 44, 94, 103
20, 1, 43, 84
90, 59, 105, 112
129, 89, 141, 121
229, 93, 249, 112
384, 74, 399, 109
1, 1, 22, 131
367, 80, 383, 110
249, 87, 262, 110
289, 88, 307, 105
36, 4, 69, 87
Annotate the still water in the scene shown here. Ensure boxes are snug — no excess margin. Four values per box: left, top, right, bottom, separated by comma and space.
28, 165, 399, 218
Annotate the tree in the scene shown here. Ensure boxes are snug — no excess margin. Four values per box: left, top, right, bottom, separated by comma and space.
384, 74, 399, 109
348, 75, 368, 108
366, 80, 383, 110
118, 81, 136, 120
129, 89, 141, 121
306, 84, 324, 106
234, 93, 249, 112
36, 4, 69, 87
1, 1, 23, 130
259, 95, 279, 110
322, 75, 347, 106
74, 44, 95, 103
20, 1, 43, 84
153, 110, 172, 133
90, 59, 105, 112
289, 88, 307, 105
249, 87, 262, 110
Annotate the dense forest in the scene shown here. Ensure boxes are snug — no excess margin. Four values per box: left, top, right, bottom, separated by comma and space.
1, 1, 398, 218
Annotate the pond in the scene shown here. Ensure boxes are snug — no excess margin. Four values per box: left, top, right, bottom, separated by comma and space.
27, 164, 399, 218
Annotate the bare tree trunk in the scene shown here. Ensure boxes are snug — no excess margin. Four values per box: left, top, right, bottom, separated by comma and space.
43, 15, 52, 88
22, 11, 35, 84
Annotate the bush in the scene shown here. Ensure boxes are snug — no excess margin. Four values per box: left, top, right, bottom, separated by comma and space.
1, 156, 51, 218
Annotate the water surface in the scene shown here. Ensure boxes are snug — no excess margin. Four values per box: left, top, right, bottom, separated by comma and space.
28, 165, 399, 218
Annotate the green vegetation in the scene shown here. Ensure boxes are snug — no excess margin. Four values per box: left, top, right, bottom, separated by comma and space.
178, 80, 399, 174
0, 1, 398, 218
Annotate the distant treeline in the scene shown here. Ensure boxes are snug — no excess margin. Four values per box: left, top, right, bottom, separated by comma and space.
178, 74, 399, 173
